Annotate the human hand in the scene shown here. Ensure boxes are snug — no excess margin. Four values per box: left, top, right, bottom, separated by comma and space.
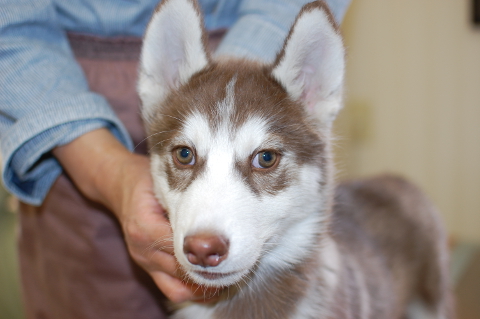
53, 128, 219, 303
109, 153, 195, 303
111, 153, 221, 303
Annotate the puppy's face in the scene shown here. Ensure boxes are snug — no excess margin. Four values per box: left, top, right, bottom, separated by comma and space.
148, 62, 328, 287
138, 0, 344, 288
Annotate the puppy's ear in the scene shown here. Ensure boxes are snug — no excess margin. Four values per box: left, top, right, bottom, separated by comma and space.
272, 1, 345, 125
138, 0, 209, 123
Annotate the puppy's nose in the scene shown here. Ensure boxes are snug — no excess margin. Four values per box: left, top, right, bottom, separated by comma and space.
183, 233, 229, 267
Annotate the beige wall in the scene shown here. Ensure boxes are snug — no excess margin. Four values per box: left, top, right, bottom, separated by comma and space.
334, 0, 480, 242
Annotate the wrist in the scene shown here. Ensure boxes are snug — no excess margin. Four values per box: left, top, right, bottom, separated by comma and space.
94, 150, 151, 218
53, 128, 138, 215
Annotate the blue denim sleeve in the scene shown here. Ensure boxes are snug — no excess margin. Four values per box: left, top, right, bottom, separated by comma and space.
215, 0, 351, 63
0, 0, 133, 206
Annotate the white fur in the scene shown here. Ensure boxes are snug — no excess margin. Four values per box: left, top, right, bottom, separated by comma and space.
406, 298, 445, 319
354, 261, 371, 319
174, 302, 216, 319
216, 76, 236, 122
291, 238, 340, 319
138, 0, 208, 122
320, 238, 340, 291
259, 164, 326, 269
272, 7, 345, 124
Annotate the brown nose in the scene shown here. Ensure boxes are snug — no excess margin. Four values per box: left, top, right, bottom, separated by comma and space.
183, 233, 229, 267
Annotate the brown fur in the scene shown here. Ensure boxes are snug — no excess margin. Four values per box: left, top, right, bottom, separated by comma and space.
164, 154, 207, 192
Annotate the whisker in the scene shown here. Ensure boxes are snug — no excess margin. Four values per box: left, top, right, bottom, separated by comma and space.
133, 130, 177, 151
156, 113, 186, 125
148, 137, 175, 153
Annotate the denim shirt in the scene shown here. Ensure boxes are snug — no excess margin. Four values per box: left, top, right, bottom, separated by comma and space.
0, 0, 350, 206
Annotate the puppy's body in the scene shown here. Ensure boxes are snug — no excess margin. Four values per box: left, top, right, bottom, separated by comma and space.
137, 1, 454, 318
330, 175, 452, 319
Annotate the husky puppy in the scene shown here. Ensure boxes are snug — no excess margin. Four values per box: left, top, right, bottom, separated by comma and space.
138, 0, 454, 318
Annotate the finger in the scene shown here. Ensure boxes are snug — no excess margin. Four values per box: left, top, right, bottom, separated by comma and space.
123, 220, 172, 253
142, 218, 174, 255
137, 249, 179, 277
152, 267, 224, 304
147, 255, 223, 301
151, 271, 194, 303
132, 208, 175, 255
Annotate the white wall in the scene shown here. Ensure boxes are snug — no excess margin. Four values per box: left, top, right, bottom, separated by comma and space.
335, 0, 480, 242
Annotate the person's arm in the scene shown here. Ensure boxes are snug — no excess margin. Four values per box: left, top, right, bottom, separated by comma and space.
0, 0, 132, 205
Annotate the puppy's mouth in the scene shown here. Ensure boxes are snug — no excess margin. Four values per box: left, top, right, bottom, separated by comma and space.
194, 271, 237, 280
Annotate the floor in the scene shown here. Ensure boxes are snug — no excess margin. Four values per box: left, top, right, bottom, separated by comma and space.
0, 194, 478, 319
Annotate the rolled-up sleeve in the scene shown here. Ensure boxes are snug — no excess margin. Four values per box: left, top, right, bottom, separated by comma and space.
0, 0, 132, 206
215, 0, 351, 63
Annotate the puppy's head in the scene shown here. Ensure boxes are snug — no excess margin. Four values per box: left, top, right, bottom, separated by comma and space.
138, 0, 345, 288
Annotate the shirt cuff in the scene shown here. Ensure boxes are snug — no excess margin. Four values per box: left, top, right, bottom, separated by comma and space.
1, 94, 133, 206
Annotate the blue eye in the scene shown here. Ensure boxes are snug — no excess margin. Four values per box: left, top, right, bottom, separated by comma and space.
174, 147, 195, 165
262, 151, 273, 162
252, 150, 278, 169
180, 148, 190, 158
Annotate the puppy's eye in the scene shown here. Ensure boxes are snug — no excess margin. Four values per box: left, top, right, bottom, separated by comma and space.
174, 147, 195, 166
252, 151, 278, 169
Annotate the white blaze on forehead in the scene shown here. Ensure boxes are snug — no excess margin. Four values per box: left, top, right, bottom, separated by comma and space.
216, 76, 236, 123
181, 77, 236, 156
181, 76, 270, 161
